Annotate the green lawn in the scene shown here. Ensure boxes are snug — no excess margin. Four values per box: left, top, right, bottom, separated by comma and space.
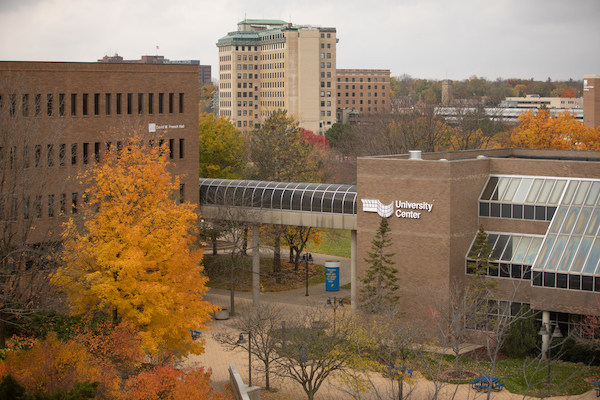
308, 228, 351, 258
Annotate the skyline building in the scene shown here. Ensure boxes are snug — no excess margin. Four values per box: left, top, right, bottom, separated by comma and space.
217, 19, 337, 134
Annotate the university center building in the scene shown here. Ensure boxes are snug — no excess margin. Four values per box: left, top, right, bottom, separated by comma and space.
357, 148, 600, 334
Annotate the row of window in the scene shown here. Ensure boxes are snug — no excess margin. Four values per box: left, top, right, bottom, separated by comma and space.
0, 139, 185, 169
467, 262, 532, 280
339, 84, 385, 90
339, 92, 385, 98
533, 271, 600, 292
337, 77, 386, 83
479, 201, 556, 221
3, 183, 186, 221
0, 92, 184, 117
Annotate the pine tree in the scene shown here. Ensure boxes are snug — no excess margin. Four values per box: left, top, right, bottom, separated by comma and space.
360, 218, 399, 313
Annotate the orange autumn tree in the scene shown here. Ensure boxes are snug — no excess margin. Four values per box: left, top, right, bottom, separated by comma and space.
53, 135, 217, 357
509, 109, 600, 150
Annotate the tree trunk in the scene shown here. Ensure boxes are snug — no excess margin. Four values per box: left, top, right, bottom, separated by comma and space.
242, 227, 248, 255
0, 319, 6, 348
112, 307, 118, 324
212, 236, 218, 255
230, 260, 236, 315
273, 233, 281, 284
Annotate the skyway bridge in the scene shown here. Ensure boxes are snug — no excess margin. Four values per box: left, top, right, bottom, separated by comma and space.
199, 178, 359, 308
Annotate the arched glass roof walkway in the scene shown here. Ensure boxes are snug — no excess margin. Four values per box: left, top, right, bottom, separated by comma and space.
199, 178, 357, 230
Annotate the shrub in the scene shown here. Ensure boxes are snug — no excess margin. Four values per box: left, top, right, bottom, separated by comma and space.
501, 308, 540, 358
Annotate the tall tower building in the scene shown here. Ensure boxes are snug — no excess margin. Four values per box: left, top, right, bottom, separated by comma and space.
217, 19, 337, 134
584, 75, 600, 129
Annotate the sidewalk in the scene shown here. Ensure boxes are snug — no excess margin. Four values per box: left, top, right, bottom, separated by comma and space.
187, 251, 599, 400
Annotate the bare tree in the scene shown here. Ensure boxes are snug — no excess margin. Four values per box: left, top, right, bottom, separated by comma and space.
213, 303, 284, 390
275, 308, 351, 400
0, 76, 66, 346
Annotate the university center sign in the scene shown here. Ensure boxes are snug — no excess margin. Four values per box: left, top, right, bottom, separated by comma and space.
361, 199, 434, 219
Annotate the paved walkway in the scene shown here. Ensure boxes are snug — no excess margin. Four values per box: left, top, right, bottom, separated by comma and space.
186, 251, 599, 400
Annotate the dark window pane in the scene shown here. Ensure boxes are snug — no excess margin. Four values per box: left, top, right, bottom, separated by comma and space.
533, 271, 542, 286
501, 203, 512, 218
321, 191, 333, 212
547, 206, 557, 220
480, 202, 489, 217
523, 265, 532, 280
544, 272, 556, 287
343, 193, 355, 214
291, 191, 302, 210
524, 205, 535, 220
556, 273, 568, 288
582, 275, 593, 291
490, 203, 500, 217
261, 189, 273, 208
333, 193, 345, 213
569, 274, 581, 290
500, 263, 511, 278
513, 204, 523, 219
535, 206, 546, 220
282, 190, 293, 209
511, 264, 522, 279
488, 263, 499, 277
271, 189, 283, 209
595, 277, 600, 292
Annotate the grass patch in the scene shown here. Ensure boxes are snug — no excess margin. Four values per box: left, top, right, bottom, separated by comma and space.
308, 228, 351, 258
203, 254, 325, 292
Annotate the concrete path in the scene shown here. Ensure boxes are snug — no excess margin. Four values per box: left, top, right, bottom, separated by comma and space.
186, 251, 599, 400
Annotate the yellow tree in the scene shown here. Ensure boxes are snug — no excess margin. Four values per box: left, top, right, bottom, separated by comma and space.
198, 113, 248, 179
509, 109, 600, 150
53, 135, 217, 356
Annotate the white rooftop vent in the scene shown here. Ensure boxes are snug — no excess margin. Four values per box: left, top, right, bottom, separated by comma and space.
409, 150, 422, 160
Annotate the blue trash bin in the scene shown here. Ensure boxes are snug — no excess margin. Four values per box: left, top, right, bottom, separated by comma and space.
325, 261, 340, 291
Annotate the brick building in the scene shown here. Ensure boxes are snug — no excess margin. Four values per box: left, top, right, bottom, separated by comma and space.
357, 148, 600, 339
335, 69, 391, 122
584, 75, 600, 129
0, 61, 199, 243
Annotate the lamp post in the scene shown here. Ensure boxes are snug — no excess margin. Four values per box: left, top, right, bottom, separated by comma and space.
301, 252, 313, 296
326, 296, 344, 333
538, 322, 562, 386
237, 331, 252, 387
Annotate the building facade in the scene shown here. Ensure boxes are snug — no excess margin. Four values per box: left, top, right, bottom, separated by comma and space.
500, 94, 583, 109
357, 148, 600, 335
335, 69, 390, 121
0, 61, 199, 243
217, 19, 337, 134
584, 75, 600, 129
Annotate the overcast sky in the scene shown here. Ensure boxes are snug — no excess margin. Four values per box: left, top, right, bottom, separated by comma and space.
1, 0, 598, 82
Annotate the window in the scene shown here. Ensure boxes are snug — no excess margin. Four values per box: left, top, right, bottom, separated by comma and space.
179, 93, 184, 113
94, 142, 100, 163
179, 139, 184, 159
158, 93, 164, 113
169, 93, 174, 113
127, 93, 132, 114
35, 145, 41, 167
47, 94, 53, 116
71, 94, 77, 115
71, 193, 78, 214
71, 144, 77, 165
169, 139, 174, 159
179, 184, 185, 203
105, 93, 111, 115
22, 94, 28, 117
83, 143, 89, 164
116, 93, 121, 114
48, 195, 54, 217
82, 93, 88, 115
59, 144, 65, 166
60, 194, 66, 214
35, 195, 42, 218
148, 93, 153, 114
35, 94, 41, 116
138, 93, 143, 114
47, 144, 54, 167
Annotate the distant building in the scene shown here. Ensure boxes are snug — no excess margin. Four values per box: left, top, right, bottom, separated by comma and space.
335, 69, 390, 122
217, 19, 337, 134
499, 94, 583, 109
0, 61, 199, 243
584, 75, 600, 129
98, 54, 212, 85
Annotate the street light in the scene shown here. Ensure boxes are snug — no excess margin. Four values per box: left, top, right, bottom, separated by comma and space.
237, 331, 253, 387
538, 322, 562, 386
301, 252, 313, 296
326, 296, 344, 333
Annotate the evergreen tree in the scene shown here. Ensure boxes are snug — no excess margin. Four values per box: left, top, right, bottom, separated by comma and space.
360, 218, 399, 313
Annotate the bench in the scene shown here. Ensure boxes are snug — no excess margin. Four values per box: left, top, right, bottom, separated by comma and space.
190, 329, 202, 340
493, 382, 504, 391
